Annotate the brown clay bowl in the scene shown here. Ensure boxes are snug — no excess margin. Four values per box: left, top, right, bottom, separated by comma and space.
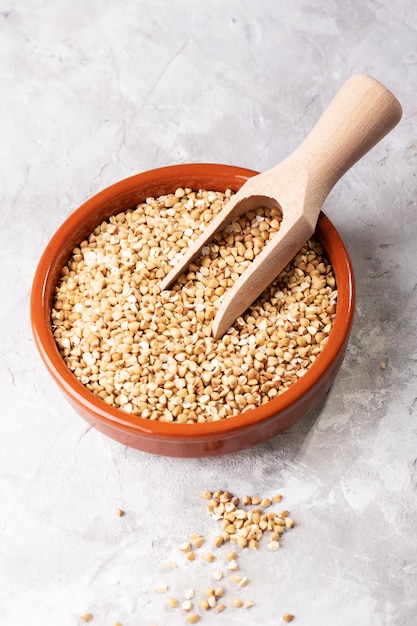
30, 164, 355, 457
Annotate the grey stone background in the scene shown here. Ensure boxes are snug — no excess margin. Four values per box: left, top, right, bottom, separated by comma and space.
1, 1, 416, 624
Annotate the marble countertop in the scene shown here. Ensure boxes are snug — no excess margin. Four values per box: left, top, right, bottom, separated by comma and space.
1, 1, 417, 625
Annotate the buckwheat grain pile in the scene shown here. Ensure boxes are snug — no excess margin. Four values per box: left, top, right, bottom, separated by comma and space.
52, 188, 337, 422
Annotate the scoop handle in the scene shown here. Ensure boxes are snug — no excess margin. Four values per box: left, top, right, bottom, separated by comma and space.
277, 74, 402, 213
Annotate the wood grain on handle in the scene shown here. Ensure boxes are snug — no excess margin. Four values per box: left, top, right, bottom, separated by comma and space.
272, 73, 403, 218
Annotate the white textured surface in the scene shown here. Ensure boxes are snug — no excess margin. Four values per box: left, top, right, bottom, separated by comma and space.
1, 1, 417, 625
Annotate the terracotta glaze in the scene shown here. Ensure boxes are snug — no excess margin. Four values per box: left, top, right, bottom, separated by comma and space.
30, 164, 355, 457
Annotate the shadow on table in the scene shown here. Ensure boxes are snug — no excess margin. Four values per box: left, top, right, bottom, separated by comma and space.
239, 391, 329, 462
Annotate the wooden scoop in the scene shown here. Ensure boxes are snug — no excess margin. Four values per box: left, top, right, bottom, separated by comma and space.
160, 74, 402, 339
